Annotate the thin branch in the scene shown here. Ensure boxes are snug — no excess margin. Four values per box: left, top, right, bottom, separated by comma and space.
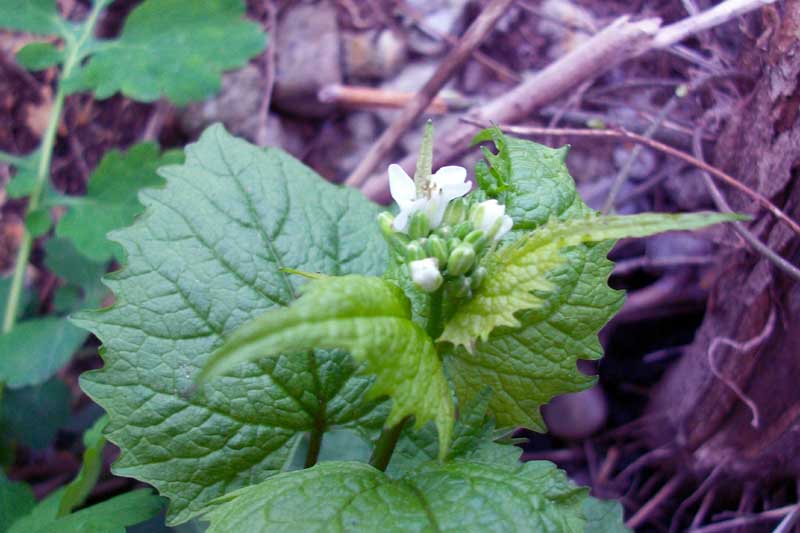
689, 504, 798, 532
691, 125, 800, 282
669, 464, 725, 533
773, 504, 800, 533
344, 0, 517, 188
360, 0, 776, 201
626, 474, 687, 529
460, 118, 800, 240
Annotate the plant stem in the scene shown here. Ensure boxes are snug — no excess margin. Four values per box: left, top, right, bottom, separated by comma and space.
369, 286, 446, 471
369, 416, 410, 471
304, 422, 324, 468
1, 0, 104, 334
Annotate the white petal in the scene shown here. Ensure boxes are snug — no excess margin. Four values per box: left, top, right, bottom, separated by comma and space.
441, 180, 472, 203
409, 258, 442, 292
432, 166, 467, 186
393, 197, 427, 232
426, 193, 449, 228
389, 164, 416, 207
495, 215, 514, 241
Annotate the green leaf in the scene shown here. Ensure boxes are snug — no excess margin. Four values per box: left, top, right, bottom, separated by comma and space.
0, 0, 63, 35
583, 498, 629, 533
55, 143, 183, 263
202, 460, 588, 532
44, 238, 107, 307
57, 416, 108, 516
77, 124, 389, 524
444, 130, 742, 431
441, 212, 741, 348
0, 317, 88, 388
0, 475, 35, 532
0, 277, 31, 322
63, 0, 266, 105
9, 489, 164, 533
1, 378, 71, 449
6, 154, 39, 199
16, 42, 62, 71
202, 275, 454, 459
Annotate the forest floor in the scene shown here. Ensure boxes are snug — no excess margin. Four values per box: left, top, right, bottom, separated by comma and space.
1, 1, 798, 531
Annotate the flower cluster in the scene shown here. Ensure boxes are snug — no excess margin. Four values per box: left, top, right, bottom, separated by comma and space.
380, 164, 513, 298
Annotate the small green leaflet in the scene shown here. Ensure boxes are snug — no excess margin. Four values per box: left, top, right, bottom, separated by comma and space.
57, 416, 108, 516
440, 212, 743, 348
55, 143, 183, 262
202, 460, 587, 532
78, 125, 388, 524
0, 474, 36, 532
61, 0, 267, 105
202, 275, 454, 459
16, 42, 62, 71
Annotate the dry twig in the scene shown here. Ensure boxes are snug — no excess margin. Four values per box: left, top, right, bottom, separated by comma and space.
344, 0, 516, 188
626, 474, 687, 529
689, 504, 798, 532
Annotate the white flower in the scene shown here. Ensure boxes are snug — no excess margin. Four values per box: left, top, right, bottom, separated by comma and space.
470, 199, 514, 241
389, 164, 471, 232
409, 257, 443, 292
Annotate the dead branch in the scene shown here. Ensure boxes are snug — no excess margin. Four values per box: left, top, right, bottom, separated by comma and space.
344, 0, 516, 188
358, 0, 777, 201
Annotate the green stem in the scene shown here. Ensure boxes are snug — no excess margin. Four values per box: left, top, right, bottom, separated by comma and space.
369, 416, 410, 471
1, 0, 104, 335
369, 286, 446, 471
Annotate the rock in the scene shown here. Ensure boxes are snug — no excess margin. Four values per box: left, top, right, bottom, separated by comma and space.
273, 1, 341, 117
342, 29, 407, 81
180, 64, 263, 142
542, 385, 608, 440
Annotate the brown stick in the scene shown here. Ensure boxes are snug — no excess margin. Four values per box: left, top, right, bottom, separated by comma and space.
359, 0, 776, 201
689, 504, 798, 533
344, 0, 517, 188
626, 474, 686, 529
318, 84, 451, 114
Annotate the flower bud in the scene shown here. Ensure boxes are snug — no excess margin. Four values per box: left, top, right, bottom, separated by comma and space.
377, 212, 410, 254
470, 199, 514, 241
409, 257, 443, 292
408, 211, 431, 240
447, 276, 472, 299
442, 198, 468, 226
425, 235, 449, 267
447, 243, 476, 276
463, 229, 488, 254
434, 226, 452, 239
452, 221, 472, 239
470, 266, 487, 290
405, 242, 426, 261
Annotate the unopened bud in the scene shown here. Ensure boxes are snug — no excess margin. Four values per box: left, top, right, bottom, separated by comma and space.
409, 257, 443, 292
435, 226, 452, 239
447, 243, 476, 276
425, 235, 449, 267
442, 198, 468, 226
464, 229, 488, 254
378, 212, 410, 254
408, 211, 431, 240
405, 242, 426, 261
470, 199, 513, 241
452, 221, 472, 239
447, 276, 472, 299
470, 266, 487, 290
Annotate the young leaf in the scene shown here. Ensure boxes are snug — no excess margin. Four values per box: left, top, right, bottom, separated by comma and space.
0, 0, 63, 35
16, 42, 62, 71
445, 130, 741, 431
0, 317, 87, 388
9, 489, 163, 533
55, 143, 183, 262
202, 460, 587, 532
62, 0, 266, 105
440, 212, 742, 348
57, 416, 108, 516
77, 125, 388, 524
201, 275, 454, 459
1, 378, 71, 449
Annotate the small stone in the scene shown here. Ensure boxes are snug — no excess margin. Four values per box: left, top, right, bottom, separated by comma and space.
273, 1, 341, 117
342, 29, 407, 81
542, 385, 608, 440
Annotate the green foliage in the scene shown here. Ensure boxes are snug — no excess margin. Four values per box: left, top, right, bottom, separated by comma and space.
16, 42, 62, 71
1, 378, 71, 449
201, 275, 454, 459
77, 125, 389, 523
57, 416, 108, 516
55, 143, 183, 262
0, 474, 36, 532
62, 0, 266, 105
9, 489, 163, 533
202, 460, 588, 532
583, 498, 630, 533
0, 0, 62, 35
